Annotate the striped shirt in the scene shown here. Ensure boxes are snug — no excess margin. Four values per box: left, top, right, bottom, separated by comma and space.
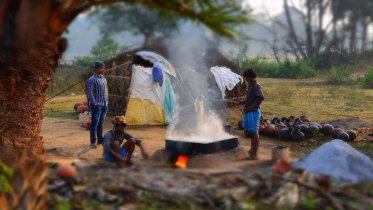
87, 73, 108, 106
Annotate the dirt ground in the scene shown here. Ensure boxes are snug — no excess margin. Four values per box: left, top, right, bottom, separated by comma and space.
41, 117, 290, 171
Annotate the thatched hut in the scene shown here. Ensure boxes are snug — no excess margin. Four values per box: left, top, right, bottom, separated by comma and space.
81, 41, 247, 118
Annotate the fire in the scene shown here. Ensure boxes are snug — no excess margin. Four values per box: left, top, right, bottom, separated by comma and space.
175, 155, 189, 168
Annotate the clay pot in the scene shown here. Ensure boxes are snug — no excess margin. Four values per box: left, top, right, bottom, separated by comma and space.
244, 129, 251, 138
331, 128, 343, 139
271, 146, 290, 164
85, 117, 92, 130
264, 125, 276, 137
334, 125, 345, 131
82, 101, 88, 106
275, 124, 287, 138
74, 102, 83, 111
310, 122, 322, 130
337, 132, 349, 142
308, 125, 319, 136
321, 124, 334, 136
300, 115, 311, 124
259, 123, 266, 135
56, 164, 77, 179
280, 127, 292, 141
271, 117, 279, 125
299, 124, 309, 135
272, 160, 292, 174
292, 129, 305, 141
238, 120, 243, 130
77, 105, 87, 114
346, 130, 357, 141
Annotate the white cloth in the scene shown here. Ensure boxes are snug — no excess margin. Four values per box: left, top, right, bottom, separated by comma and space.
129, 65, 165, 106
210, 66, 243, 99
136, 51, 177, 78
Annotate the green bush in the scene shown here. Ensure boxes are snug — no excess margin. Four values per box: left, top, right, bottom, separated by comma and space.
326, 65, 356, 85
244, 56, 317, 79
357, 66, 373, 89
308, 51, 353, 71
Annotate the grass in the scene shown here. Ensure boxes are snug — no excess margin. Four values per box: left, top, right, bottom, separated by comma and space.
43, 95, 86, 120
228, 77, 373, 159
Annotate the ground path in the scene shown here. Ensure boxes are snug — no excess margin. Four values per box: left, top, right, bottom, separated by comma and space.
41, 117, 296, 172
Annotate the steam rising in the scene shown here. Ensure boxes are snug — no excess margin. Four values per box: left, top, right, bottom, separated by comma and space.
165, 23, 236, 142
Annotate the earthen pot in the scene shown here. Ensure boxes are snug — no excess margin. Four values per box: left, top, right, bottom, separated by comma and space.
334, 125, 345, 131
337, 132, 349, 141
264, 125, 276, 137
308, 125, 319, 136
271, 117, 279, 125
310, 122, 322, 130
238, 120, 243, 130
292, 129, 305, 141
346, 130, 357, 141
74, 102, 83, 111
259, 123, 266, 135
244, 129, 251, 138
84, 117, 92, 130
275, 124, 287, 138
56, 164, 77, 179
299, 124, 309, 135
300, 115, 311, 124
331, 128, 343, 139
77, 105, 87, 114
82, 101, 88, 106
321, 124, 334, 136
280, 127, 293, 141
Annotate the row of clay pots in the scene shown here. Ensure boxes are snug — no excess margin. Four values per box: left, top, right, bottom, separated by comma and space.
74, 102, 88, 114
239, 116, 357, 142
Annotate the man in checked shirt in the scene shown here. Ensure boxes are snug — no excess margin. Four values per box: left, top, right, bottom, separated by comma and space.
87, 61, 109, 149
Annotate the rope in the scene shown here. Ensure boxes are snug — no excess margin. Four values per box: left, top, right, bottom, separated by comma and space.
45, 61, 132, 102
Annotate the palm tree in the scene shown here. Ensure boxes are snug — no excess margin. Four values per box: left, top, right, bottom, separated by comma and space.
0, 0, 247, 164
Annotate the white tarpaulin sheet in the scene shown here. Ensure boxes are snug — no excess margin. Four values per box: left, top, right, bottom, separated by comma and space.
210, 66, 243, 99
136, 51, 177, 78
129, 65, 165, 106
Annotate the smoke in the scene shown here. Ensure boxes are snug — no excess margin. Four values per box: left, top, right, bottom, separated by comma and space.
165, 22, 235, 142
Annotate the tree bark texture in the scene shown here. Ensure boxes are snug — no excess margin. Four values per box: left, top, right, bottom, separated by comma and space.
0, 0, 78, 165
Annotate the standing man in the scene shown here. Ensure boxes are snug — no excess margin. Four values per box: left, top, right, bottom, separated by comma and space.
87, 61, 109, 149
241, 68, 265, 160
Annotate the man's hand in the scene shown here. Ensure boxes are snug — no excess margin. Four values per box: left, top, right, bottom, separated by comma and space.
141, 151, 149, 160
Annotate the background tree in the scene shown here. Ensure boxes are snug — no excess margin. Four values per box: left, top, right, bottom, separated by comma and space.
94, 3, 177, 46
0, 0, 247, 164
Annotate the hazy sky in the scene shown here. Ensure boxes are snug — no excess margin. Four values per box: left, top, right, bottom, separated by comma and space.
244, 0, 284, 16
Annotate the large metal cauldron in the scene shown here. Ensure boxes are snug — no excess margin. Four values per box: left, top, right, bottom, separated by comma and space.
165, 138, 238, 156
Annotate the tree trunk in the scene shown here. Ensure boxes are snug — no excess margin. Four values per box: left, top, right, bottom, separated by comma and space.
361, 18, 369, 52
316, 0, 324, 54
349, 11, 358, 54
0, 0, 77, 165
305, 0, 314, 57
283, 0, 307, 59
